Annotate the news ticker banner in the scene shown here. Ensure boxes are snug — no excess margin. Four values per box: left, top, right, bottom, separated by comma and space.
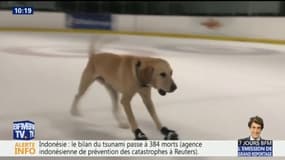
1, 140, 285, 157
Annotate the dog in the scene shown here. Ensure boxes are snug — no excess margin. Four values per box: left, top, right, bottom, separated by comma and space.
71, 39, 178, 140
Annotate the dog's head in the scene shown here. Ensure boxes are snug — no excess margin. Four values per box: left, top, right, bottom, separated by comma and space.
136, 58, 177, 96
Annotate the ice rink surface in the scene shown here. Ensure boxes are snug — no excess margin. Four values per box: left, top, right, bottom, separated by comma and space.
0, 31, 285, 160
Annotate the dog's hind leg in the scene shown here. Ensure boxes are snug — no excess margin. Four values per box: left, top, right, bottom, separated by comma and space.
101, 83, 129, 129
71, 62, 96, 116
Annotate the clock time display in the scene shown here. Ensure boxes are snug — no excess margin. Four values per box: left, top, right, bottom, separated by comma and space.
12, 7, 34, 15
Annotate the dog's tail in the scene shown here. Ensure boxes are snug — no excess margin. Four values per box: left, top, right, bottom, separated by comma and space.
89, 38, 96, 58
89, 36, 119, 57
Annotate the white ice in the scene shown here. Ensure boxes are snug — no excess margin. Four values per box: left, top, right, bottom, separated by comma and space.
0, 31, 285, 160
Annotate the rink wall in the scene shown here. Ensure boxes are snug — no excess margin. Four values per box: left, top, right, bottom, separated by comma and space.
112, 15, 285, 42
1, 10, 285, 44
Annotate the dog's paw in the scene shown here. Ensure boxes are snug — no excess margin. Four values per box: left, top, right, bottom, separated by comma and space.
134, 128, 148, 140
118, 122, 129, 129
70, 108, 81, 117
161, 127, 179, 140
164, 132, 178, 140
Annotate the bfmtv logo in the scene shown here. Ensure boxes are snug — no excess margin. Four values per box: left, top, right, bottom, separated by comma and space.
13, 120, 35, 140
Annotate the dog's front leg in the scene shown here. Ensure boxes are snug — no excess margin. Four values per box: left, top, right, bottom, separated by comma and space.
138, 87, 179, 140
138, 87, 162, 129
121, 94, 147, 140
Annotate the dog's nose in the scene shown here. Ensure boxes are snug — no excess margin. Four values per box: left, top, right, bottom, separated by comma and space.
170, 83, 177, 92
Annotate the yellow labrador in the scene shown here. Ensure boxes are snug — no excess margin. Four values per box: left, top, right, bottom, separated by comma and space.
71, 40, 178, 140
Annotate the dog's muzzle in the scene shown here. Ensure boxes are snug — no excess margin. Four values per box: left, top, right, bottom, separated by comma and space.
158, 83, 177, 96
170, 83, 177, 92
158, 89, 167, 96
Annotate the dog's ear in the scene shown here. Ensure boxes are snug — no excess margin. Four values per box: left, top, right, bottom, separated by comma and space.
139, 66, 154, 85
136, 60, 154, 86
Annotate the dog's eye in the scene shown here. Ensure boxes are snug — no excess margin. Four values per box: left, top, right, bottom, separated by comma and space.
160, 72, 166, 78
